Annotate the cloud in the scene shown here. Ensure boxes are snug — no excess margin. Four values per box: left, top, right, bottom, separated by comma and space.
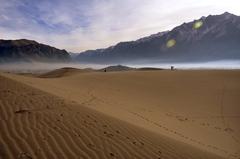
0, 0, 240, 52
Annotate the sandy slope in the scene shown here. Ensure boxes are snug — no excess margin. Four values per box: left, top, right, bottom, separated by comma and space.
38, 67, 93, 78
2, 69, 240, 158
0, 74, 223, 159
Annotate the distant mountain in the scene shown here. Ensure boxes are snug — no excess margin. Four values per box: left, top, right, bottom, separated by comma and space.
76, 12, 240, 64
69, 52, 79, 58
0, 39, 70, 63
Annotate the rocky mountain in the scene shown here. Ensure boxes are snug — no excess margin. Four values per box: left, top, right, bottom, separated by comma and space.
0, 39, 70, 62
69, 52, 79, 58
76, 12, 240, 64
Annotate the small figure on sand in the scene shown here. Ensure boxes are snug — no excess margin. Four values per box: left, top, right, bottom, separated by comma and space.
171, 66, 174, 71
104, 69, 107, 72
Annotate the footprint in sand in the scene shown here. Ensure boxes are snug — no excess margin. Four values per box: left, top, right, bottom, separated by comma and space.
15, 109, 30, 114
109, 152, 115, 157
17, 152, 32, 159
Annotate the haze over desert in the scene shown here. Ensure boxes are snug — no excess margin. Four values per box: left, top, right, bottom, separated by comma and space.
1, 0, 240, 158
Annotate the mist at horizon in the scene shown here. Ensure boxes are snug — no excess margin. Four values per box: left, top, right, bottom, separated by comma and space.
0, 60, 240, 73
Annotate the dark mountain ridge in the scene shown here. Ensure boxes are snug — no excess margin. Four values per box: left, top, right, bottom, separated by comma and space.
0, 39, 70, 63
76, 12, 240, 64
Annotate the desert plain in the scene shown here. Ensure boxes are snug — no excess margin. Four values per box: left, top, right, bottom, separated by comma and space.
0, 68, 240, 159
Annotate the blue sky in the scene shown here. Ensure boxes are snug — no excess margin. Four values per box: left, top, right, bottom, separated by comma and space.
0, 0, 240, 52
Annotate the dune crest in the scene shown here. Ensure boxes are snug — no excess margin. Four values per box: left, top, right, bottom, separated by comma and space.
38, 67, 93, 78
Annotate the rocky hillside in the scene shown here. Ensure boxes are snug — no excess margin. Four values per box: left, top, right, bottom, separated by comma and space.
0, 39, 70, 62
76, 12, 240, 64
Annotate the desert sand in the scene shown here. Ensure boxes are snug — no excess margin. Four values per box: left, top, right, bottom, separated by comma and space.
1, 69, 239, 159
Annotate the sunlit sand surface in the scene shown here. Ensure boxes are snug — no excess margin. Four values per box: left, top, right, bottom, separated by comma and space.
1, 69, 239, 159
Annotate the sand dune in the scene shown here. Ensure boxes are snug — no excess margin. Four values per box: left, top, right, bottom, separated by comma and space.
38, 67, 93, 78
99, 65, 135, 72
37, 65, 165, 79
0, 74, 223, 159
2, 69, 240, 159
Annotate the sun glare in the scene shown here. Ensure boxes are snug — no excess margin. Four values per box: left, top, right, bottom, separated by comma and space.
193, 21, 203, 29
166, 39, 176, 48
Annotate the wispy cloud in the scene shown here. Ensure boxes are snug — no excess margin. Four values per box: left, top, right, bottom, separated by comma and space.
0, 0, 240, 52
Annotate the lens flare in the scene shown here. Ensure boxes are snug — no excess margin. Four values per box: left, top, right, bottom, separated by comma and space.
193, 21, 203, 29
166, 39, 176, 48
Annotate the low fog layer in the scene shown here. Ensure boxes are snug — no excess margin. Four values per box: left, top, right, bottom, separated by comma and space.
0, 60, 240, 73
0, 62, 106, 73
129, 60, 240, 70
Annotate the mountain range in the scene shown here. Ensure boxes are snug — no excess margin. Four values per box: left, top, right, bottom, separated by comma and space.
0, 39, 70, 63
76, 12, 240, 64
0, 12, 239, 64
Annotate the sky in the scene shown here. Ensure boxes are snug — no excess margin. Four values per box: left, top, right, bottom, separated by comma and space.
0, 0, 240, 53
